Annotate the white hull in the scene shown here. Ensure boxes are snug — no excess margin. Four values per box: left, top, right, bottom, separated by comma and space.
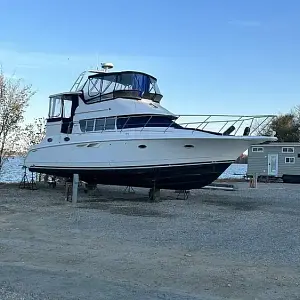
25, 130, 269, 170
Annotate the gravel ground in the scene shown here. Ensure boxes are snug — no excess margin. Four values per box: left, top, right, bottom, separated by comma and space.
0, 182, 299, 299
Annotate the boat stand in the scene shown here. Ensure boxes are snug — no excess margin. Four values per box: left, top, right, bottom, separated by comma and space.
64, 174, 79, 204
19, 166, 37, 190
175, 190, 190, 200
148, 180, 161, 202
123, 186, 135, 194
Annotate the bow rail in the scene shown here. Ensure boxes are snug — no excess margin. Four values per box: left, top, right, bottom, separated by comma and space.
171, 114, 275, 136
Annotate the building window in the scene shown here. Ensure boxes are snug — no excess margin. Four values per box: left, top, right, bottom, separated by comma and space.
252, 147, 264, 152
285, 157, 295, 164
282, 147, 294, 153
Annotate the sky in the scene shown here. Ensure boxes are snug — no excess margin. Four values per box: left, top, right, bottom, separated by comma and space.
1, 0, 300, 123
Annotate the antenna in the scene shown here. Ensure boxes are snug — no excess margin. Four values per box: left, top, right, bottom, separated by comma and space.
101, 62, 114, 72
96, 53, 100, 70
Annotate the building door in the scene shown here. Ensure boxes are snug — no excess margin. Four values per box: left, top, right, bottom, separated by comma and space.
268, 154, 278, 176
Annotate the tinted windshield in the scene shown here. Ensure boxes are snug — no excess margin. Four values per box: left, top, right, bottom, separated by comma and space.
82, 72, 161, 103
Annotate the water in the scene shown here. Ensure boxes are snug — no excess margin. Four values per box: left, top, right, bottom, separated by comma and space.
219, 163, 247, 179
0, 157, 248, 183
0, 157, 33, 183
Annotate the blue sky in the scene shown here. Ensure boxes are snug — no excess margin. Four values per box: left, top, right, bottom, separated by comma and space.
1, 0, 300, 123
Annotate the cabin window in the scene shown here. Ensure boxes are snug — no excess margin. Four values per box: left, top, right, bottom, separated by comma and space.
282, 147, 294, 153
79, 116, 181, 133
116, 116, 181, 129
252, 147, 264, 152
79, 117, 116, 132
86, 119, 95, 132
95, 119, 105, 131
49, 97, 62, 118
285, 157, 295, 164
63, 100, 72, 118
105, 118, 116, 130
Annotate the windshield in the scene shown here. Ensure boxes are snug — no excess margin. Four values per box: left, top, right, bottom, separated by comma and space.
82, 72, 161, 103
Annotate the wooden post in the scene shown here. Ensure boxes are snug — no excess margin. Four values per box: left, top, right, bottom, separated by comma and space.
72, 174, 79, 204
249, 174, 258, 188
254, 173, 258, 188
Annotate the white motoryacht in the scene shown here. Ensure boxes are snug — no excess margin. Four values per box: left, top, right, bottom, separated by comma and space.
24, 63, 276, 191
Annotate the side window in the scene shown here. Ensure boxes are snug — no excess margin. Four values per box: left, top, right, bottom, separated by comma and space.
63, 100, 72, 118
80, 117, 116, 132
105, 118, 116, 130
117, 117, 128, 129
79, 120, 86, 132
95, 119, 105, 131
49, 97, 62, 118
86, 119, 95, 132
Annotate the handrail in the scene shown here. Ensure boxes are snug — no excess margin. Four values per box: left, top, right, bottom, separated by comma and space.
48, 114, 276, 137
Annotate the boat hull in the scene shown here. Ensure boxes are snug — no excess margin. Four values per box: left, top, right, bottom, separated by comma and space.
25, 133, 273, 190
29, 160, 232, 190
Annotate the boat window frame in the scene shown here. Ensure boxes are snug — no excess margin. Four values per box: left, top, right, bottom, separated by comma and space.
81, 71, 163, 104
78, 115, 182, 133
47, 93, 80, 123
79, 117, 117, 132
48, 96, 63, 120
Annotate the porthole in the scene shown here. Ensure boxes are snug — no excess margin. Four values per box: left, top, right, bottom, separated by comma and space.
47, 138, 53, 142
64, 137, 70, 142
184, 144, 194, 148
138, 145, 147, 149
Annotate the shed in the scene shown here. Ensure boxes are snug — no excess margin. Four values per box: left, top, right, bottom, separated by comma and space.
247, 142, 300, 183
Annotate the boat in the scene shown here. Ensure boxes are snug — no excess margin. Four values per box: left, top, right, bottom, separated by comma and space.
24, 63, 277, 196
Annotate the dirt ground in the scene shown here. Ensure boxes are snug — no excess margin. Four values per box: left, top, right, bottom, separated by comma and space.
0, 182, 299, 300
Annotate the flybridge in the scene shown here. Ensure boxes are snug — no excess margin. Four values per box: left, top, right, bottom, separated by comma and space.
68, 63, 162, 103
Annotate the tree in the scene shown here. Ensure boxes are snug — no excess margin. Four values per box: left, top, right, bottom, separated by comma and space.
259, 112, 300, 142
22, 117, 46, 153
0, 69, 35, 169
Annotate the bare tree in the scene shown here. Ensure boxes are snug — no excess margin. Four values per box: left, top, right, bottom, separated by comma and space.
0, 69, 35, 169
22, 117, 46, 153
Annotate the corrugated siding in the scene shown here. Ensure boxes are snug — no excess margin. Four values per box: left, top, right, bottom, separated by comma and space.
248, 145, 300, 176
278, 146, 300, 176
247, 149, 268, 176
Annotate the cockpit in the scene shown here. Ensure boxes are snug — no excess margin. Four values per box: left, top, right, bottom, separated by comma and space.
81, 71, 163, 104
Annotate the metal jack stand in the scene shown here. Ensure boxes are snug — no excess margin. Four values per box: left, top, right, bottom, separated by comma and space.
124, 186, 135, 194
65, 182, 72, 202
19, 166, 37, 190
175, 190, 190, 200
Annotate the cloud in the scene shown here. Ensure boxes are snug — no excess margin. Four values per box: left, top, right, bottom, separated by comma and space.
228, 20, 261, 27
